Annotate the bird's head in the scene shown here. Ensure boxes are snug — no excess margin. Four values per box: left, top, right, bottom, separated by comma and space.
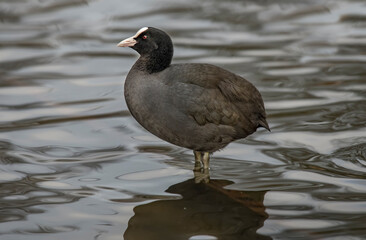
117, 27, 173, 57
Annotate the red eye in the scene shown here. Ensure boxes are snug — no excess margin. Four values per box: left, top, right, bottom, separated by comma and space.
142, 35, 147, 39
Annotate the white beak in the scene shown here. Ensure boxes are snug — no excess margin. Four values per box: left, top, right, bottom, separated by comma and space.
117, 27, 148, 47
117, 37, 137, 47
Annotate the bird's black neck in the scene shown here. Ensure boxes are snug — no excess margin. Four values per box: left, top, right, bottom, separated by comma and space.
134, 45, 173, 74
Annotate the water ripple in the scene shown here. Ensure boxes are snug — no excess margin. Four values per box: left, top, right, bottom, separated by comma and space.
1, 0, 366, 239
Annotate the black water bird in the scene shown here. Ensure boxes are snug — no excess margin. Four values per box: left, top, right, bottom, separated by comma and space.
117, 27, 269, 170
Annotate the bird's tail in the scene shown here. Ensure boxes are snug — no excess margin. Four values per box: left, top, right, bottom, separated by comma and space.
258, 118, 270, 132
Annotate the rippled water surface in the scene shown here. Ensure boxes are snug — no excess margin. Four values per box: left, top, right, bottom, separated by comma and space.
1, 0, 366, 239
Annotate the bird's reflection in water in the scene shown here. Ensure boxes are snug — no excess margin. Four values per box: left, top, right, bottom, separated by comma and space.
124, 173, 271, 240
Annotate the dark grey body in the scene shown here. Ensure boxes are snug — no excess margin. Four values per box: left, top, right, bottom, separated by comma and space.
125, 61, 269, 152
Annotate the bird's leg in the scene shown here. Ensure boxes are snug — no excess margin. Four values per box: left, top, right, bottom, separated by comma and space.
194, 167, 210, 183
193, 151, 210, 183
202, 152, 210, 170
193, 150, 202, 171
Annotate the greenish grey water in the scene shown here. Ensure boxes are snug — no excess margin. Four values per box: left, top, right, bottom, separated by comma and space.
0, 0, 366, 239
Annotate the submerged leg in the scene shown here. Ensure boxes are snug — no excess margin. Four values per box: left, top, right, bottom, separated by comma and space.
194, 167, 210, 183
193, 151, 211, 183
202, 152, 210, 169
193, 150, 202, 171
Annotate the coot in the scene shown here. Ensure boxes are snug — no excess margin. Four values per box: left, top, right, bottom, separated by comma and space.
118, 27, 269, 170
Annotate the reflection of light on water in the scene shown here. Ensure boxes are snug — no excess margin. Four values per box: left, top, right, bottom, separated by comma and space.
0, 107, 85, 122
264, 191, 309, 206
0, 172, 24, 183
0, 86, 50, 95
332, 158, 366, 174
69, 77, 120, 87
301, 55, 366, 63
283, 170, 366, 192
37, 181, 77, 190
189, 235, 218, 240
117, 167, 190, 180
258, 129, 366, 155
266, 90, 363, 110
261, 219, 341, 236
32, 129, 77, 141
240, 49, 288, 57
319, 201, 366, 214
264, 67, 319, 76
